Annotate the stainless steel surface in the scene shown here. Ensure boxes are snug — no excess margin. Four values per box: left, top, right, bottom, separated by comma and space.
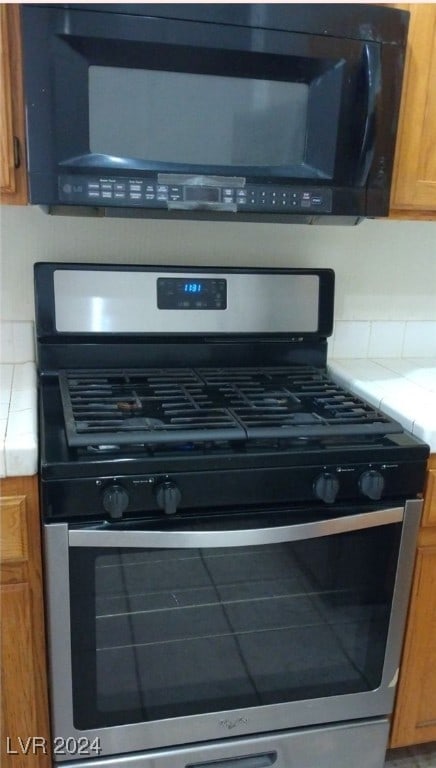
44, 500, 422, 762
59, 718, 390, 767
53, 270, 320, 334
68, 506, 405, 549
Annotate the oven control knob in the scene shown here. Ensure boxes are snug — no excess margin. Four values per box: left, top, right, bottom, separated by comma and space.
155, 481, 181, 516
102, 484, 129, 518
359, 470, 385, 501
313, 472, 340, 504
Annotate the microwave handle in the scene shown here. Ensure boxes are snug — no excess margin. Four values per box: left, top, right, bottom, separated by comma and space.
358, 42, 381, 184
68, 506, 403, 549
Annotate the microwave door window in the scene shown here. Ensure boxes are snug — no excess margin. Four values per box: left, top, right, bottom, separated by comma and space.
88, 66, 310, 170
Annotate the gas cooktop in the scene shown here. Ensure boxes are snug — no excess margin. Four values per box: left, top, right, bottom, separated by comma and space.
59, 365, 400, 449
35, 264, 429, 520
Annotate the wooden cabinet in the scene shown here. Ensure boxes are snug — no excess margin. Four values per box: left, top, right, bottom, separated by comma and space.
390, 5, 436, 217
0, 4, 27, 205
0, 476, 51, 766
390, 455, 436, 747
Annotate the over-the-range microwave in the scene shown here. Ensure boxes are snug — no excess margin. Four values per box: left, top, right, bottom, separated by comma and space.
21, 3, 409, 225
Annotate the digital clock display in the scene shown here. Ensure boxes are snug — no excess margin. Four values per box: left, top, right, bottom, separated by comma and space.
184, 282, 202, 294
157, 277, 227, 310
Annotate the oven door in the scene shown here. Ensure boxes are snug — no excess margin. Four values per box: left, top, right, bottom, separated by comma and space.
44, 501, 421, 762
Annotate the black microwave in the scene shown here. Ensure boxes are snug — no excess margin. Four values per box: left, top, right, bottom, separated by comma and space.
21, 3, 409, 225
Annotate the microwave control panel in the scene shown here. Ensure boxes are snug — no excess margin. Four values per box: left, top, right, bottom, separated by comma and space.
58, 176, 333, 214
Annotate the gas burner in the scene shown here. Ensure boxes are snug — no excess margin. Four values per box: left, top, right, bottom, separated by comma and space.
59, 366, 400, 449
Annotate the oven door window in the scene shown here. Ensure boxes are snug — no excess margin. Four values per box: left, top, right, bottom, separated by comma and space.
69, 518, 401, 729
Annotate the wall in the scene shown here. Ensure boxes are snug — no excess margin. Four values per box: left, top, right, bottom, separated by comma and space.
1, 205, 435, 360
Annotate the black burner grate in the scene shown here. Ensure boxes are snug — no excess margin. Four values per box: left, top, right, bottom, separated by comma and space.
59, 366, 401, 448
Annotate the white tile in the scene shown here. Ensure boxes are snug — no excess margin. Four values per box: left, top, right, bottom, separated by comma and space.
374, 359, 436, 393
0, 323, 14, 363
13, 322, 35, 363
328, 360, 398, 409
4, 404, 38, 476
0, 442, 5, 478
4, 433, 38, 477
0, 418, 7, 440
331, 322, 371, 358
402, 322, 436, 357
11, 362, 36, 391
9, 389, 36, 412
9, 388, 36, 412
378, 380, 431, 434
408, 392, 436, 451
0, 365, 13, 410
403, 367, 436, 393
368, 322, 405, 358
5, 408, 37, 437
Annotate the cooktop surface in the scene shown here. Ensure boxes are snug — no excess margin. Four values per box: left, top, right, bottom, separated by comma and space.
59, 365, 400, 449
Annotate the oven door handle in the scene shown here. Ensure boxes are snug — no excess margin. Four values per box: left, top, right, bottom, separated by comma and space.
68, 507, 404, 549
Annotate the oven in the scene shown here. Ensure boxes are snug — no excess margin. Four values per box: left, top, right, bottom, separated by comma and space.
35, 264, 429, 768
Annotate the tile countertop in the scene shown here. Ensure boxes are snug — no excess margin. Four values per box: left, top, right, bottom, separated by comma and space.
328, 358, 436, 453
0, 358, 435, 478
0, 363, 37, 477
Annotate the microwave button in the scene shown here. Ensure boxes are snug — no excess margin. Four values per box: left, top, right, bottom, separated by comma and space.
129, 192, 142, 200
114, 191, 126, 199
145, 193, 156, 201
87, 191, 100, 198
102, 191, 113, 199
157, 192, 169, 201
87, 182, 99, 190
129, 183, 142, 192
146, 184, 155, 193
101, 182, 113, 191
311, 195, 323, 205
157, 185, 168, 193
114, 183, 126, 192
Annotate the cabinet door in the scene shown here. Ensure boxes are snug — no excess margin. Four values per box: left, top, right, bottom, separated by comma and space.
390, 5, 436, 215
0, 4, 27, 204
0, 479, 50, 766
391, 543, 436, 746
1, 583, 43, 767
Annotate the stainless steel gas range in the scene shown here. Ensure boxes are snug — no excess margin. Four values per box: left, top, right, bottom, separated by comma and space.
35, 264, 429, 768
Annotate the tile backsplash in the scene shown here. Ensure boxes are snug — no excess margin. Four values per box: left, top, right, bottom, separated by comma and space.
0, 322, 35, 363
330, 321, 436, 359
1, 205, 435, 363
2, 318, 435, 364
